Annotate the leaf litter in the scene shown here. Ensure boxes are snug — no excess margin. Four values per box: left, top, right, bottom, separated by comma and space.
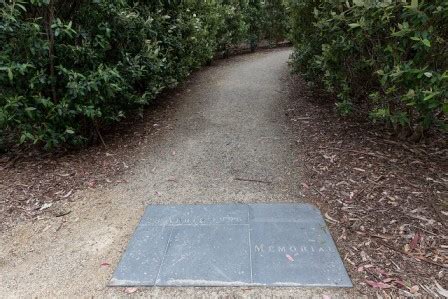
286, 74, 447, 297
0, 94, 173, 232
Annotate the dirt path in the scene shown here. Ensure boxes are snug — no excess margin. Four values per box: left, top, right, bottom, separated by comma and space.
0, 49, 358, 297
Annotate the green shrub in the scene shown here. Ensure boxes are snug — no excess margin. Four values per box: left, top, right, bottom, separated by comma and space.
0, 0, 289, 150
264, 0, 289, 45
289, 0, 448, 134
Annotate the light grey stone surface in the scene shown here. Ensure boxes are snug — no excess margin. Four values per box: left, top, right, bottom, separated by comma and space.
110, 203, 352, 287
140, 204, 249, 226
156, 225, 251, 286
110, 226, 172, 286
250, 223, 351, 286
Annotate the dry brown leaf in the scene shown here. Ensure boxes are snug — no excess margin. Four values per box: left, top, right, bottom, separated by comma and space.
409, 285, 419, 294
324, 212, 339, 224
124, 287, 138, 294
366, 280, 392, 289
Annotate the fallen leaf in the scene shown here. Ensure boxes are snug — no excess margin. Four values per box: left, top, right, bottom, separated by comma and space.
39, 202, 53, 211
357, 264, 373, 272
87, 180, 96, 188
409, 285, 419, 294
125, 287, 138, 294
57, 173, 71, 177
434, 280, 448, 297
409, 232, 421, 250
324, 212, 339, 224
360, 251, 370, 262
100, 261, 110, 267
62, 190, 73, 198
392, 279, 406, 288
372, 267, 388, 276
286, 254, 295, 262
366, 280, 392, 289
404, 244, 411, 253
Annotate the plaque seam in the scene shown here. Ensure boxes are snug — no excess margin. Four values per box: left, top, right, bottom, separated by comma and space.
154, 227, 174, 286
248, 210, 253, 284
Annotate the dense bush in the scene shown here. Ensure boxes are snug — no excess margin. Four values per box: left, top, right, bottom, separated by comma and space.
0, 0, 288, 150
289, 0, 447, 136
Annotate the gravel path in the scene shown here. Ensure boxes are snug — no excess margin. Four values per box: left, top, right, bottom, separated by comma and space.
0, 49, 354, 297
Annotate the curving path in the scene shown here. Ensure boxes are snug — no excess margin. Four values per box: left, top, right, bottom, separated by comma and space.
0, 48, 352, 297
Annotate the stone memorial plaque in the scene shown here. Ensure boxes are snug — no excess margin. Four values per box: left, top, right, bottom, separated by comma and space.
110, 203, 352, 287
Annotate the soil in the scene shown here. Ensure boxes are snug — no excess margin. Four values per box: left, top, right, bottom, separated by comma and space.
0, 48, 447, 297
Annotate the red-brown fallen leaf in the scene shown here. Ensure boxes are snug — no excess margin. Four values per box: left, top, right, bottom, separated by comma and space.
410, 232, 422, 250
366, 280, 392, 289
124, 287, 138, 294
392, 279, 406, 288
87, 180, 96, 188
100, 261, 110, 267
301, 183, 310, 189
383, 278, 405, 288
286, 254, 295, 262
357, 264, 373, 272
369, 267, 388, 276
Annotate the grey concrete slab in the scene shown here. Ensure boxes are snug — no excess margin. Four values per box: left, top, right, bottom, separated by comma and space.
110, 203, 352, 287
110, 226, 172, 286
250, 223, 352, 287
156, 225, 251, 286
249, 203, 322, 223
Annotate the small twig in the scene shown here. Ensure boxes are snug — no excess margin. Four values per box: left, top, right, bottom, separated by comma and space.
406, 224, 441, 237
302, 162, 326, 197
373, 237, 448, 269
94, 122, 107, 149
55, 220, 66, 232
352, 185, 369, 200
428, 197, 446, 228
311, 186, 326, 198
55, 210, 71, 218
1, 156, 20, 170
234, 177, 271, 184
293, 117, 313, 121
397, 176, 420, 189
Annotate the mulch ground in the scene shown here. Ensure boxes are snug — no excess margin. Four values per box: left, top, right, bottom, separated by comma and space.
286, 75, 448, 297
0, 91, 177, 232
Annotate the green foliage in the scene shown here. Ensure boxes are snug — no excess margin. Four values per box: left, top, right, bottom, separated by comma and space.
289, 0, 448, 132
0, 0, 289, 150
264, 0, 289, 45
244, 0, 265, 51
